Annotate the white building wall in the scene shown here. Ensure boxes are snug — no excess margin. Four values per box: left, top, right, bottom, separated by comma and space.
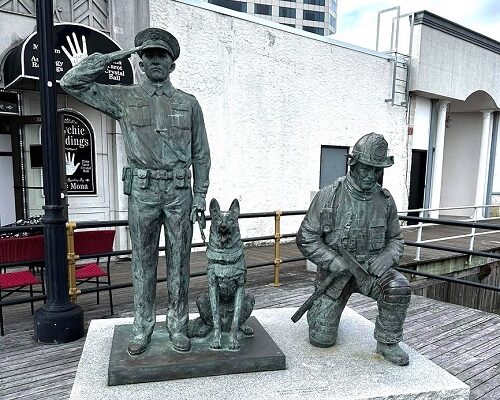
410, 24, 500, 105
148, 0, 408, 236
440, 112, 483, 216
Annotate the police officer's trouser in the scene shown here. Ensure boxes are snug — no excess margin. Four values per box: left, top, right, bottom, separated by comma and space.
128, 174, 193, 341
307, 269, 411, 347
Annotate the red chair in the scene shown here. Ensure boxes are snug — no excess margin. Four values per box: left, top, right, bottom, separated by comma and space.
74, 230, 115, 315
0, 235, 45, 336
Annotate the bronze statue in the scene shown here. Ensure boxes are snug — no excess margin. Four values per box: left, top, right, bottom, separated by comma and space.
60, 28, 211, 355
189, 199, 255, 351
293, 133, 410, 366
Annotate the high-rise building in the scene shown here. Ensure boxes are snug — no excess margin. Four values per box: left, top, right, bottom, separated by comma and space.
207, 0, 337, 36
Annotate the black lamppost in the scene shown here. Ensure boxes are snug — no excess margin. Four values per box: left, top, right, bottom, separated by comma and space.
33, 0, 84, 343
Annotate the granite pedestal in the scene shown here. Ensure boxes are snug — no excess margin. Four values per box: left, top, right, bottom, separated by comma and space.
71, 308, 470, 400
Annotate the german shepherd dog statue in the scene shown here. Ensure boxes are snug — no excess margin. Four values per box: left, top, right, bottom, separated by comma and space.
189, 198, 255, 350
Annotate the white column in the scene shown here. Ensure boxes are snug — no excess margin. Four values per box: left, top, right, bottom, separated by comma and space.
474, 110, 493, 218
429, 100, 450, 219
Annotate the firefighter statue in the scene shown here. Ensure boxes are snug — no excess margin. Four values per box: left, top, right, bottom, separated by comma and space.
292, 132, 410, 366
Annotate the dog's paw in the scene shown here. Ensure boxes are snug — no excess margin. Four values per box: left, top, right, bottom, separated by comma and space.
228, 335, 240, 351
240, 323, 254, 336
211, 332, 222, 350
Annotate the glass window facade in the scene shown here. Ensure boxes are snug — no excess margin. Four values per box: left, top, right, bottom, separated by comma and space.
209, 0, 247, 12
303, 0, 325, 6
281, 23, 295, 27
329, 14, 336, 28
303, 10, 324, 22
254, 3, 272, 15
303, 26, 324, 35
279, 7, 296, 18
330, 0, 337, 13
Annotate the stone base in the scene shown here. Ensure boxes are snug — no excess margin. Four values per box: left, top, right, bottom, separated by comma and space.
71, 308, 469, 399
108, 316, 285, 385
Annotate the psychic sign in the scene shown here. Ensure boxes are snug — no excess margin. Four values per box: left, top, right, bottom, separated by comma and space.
61, 109, 96, 195
3, 23, 134, 90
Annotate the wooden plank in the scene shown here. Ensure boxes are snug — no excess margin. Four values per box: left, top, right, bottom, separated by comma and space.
458, 349, 500, 382
418, 317, 500, 358
467, 365, 500, 390
438, 340, 500, 375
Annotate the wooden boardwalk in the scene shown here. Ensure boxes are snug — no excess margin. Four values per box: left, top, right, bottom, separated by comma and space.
1, 234, 500, 399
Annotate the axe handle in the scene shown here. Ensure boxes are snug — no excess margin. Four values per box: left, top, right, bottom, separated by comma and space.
291, 272, 337, 323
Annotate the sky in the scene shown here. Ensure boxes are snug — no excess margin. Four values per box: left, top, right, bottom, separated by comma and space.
333, 0, 500, 51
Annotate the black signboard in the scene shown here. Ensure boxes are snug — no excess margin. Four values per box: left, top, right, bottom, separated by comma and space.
0, 90, 20, 115
3, 23, 134, 90
60, 109, 97, 195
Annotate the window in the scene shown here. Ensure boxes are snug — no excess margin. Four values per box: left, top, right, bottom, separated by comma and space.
254, 3, 272, 15
281, 23, 295, 27
303, 0, 325, 6
330, 0, 337, 13
319, 146, 349, 188
329, 14, 336, 28
279, 7, 296, 18
303, 26, 324, 35
209, 0, 247, 12
303, 10, 324, 22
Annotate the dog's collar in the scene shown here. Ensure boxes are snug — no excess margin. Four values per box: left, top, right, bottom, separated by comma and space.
206, 245, 244, 264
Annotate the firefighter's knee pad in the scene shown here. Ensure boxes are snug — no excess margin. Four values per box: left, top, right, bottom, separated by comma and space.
380, 270, 411, 305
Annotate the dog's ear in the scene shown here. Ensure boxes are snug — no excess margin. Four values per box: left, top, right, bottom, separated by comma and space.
209, 198, 220, 218
229, 198, 240, 218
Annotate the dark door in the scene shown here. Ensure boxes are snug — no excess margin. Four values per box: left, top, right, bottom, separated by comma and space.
408, 150, 427, 224
319, 146, 349, 189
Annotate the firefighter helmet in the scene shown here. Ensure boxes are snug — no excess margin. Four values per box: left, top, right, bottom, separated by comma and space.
347, 132, 394, 168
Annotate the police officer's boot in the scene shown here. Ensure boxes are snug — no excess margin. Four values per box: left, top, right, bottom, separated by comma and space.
376, 342, 409, 366
127, 335, 151, 355
170, 332, 191, 352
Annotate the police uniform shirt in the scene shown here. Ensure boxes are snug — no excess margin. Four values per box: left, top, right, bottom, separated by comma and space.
60, 52, 210, 196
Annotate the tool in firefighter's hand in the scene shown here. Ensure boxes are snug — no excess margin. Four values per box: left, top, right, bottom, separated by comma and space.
336, 246, 370, 284
291, 271, 336, 323
291, 246, 370, 323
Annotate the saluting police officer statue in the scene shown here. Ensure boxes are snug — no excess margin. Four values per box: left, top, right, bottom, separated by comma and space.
61, 28, 210, 355
294, 133, 410, 366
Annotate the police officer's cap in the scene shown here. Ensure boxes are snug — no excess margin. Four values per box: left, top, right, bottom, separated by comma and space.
347, 132, 394, 168
135, 28, 180, 61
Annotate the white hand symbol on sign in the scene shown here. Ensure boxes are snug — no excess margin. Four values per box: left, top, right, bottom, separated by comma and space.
61, 32, 88, 67
65, 152, 80, 176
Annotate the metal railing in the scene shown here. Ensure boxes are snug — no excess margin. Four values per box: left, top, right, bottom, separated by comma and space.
1, 205, 500, 315
399, 204, 500, 260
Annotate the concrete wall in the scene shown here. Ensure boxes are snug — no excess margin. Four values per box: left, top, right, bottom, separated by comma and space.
440, 112, 483, 216
148, 0, 408, 235
410, 24, 500, 106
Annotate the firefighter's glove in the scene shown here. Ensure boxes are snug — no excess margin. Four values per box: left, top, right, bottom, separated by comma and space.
368, 253, 394, 277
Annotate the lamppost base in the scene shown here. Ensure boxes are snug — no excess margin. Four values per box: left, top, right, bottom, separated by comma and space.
34, 304, 84, 343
